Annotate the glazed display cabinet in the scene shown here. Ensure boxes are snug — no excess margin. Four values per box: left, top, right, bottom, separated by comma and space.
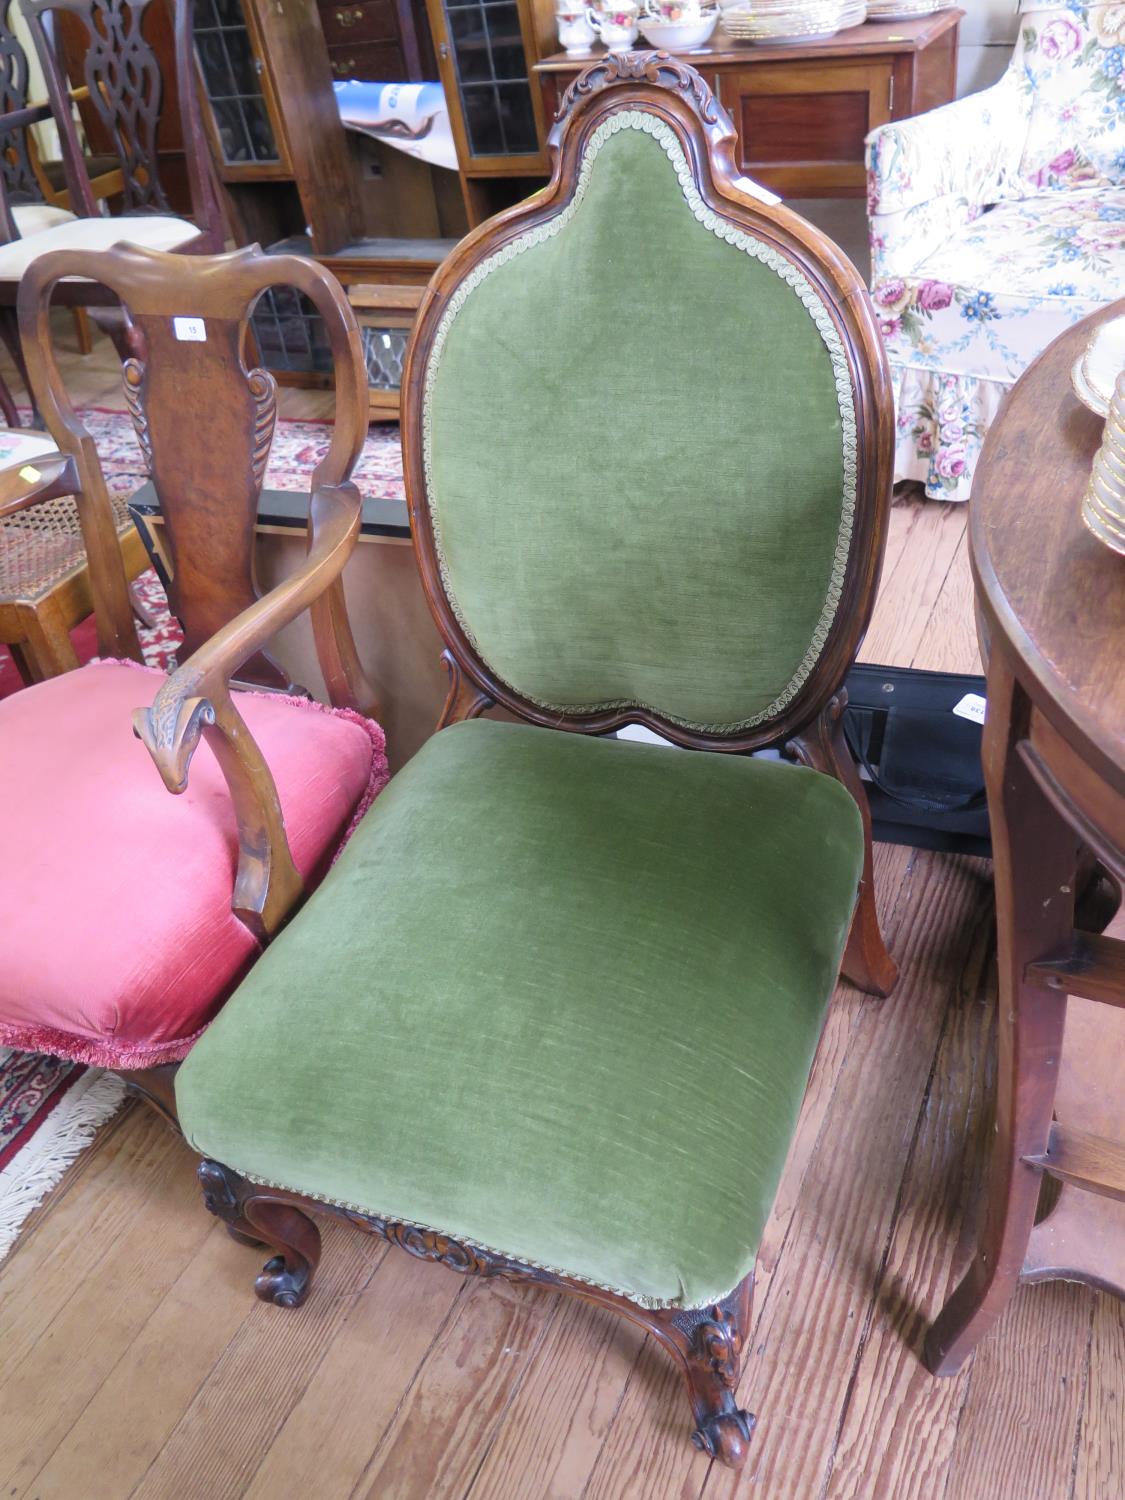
193, 0, 365, 253
425, 0, 556, 222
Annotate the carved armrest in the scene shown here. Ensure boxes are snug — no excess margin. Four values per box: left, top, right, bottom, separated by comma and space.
0, 451, 80, 519
133, 480, 370, 942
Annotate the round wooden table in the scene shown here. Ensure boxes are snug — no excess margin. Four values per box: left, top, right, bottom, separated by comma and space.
925, 303, 1125, 1377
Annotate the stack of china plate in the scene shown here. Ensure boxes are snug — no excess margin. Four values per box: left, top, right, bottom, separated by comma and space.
866, 0, 950, 20
722, 0, 847, 43
839, 1, 866, 25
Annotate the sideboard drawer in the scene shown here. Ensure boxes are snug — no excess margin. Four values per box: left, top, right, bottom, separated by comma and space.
319, 0, 401, 47
718, 59, 894, 196
327, 40, 408, 79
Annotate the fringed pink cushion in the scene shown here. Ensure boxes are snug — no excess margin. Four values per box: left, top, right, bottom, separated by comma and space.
0, 661, 388, 1068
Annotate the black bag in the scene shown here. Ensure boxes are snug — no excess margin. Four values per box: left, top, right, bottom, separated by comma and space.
842, 664, 990, 858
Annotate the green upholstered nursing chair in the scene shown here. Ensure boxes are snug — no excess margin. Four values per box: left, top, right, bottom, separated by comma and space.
174, 52, 897, 1469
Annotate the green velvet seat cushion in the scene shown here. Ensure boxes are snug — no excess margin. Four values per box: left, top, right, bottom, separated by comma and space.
176, 718, 863, 1309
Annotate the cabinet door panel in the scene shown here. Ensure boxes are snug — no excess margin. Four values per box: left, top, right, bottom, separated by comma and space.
718, 59, 893, 197
425, 0, 547, 174
196, 0, 290, 173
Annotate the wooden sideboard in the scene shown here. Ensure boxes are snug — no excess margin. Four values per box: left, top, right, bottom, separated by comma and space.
535, 9, 963, 198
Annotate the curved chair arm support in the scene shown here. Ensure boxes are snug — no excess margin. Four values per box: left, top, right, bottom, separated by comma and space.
866, 72, 1029, 281
132, 480, 365, 940
866, 73, 1028, 218
0, 449, 80, 518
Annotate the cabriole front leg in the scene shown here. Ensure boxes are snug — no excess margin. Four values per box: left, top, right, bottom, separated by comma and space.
657, 1276, 756, 1468
197, 1159, 321, 1301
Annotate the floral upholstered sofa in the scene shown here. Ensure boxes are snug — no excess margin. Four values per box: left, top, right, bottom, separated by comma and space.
866, 2, 1125, 499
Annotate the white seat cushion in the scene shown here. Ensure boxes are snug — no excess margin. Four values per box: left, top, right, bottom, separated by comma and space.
0, 214, 199, 280
11, 203, 76, 237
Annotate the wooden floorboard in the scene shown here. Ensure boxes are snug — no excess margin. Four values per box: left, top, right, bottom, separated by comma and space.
2, 333, 1121, 1499
1073, 1294, 1125, 1500
822, 872, 996, 1500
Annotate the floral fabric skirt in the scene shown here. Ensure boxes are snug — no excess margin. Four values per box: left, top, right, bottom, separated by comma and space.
888, 366, 1009, 503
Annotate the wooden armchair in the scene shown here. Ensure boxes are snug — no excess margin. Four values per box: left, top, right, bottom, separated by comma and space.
0, 0, 124, 420
174, 54, 897, 1468
0, 0, 125, 232
0, 240, 385, 1119
0, 0, 224, 411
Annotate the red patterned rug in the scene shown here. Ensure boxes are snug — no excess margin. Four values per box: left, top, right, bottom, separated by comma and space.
0, 406, 405, 696
0, 1049, 126, 1260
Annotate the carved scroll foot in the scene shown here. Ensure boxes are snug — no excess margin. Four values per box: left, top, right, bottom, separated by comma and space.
255, 1250, 314, 1308
245, 1201, 322, 1308
662, 1279, 756, 1470
691, 1402, 756, 1466
198, 1160, 321, 1303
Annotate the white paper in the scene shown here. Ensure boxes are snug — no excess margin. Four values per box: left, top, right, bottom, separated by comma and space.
173, 316, 207, 342
952, 692, 987, 726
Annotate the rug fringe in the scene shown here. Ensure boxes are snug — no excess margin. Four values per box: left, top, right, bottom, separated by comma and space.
0, 1068, 127, 1262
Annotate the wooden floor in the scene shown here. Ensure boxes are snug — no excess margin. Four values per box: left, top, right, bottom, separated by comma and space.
1, 330, 1122, 1500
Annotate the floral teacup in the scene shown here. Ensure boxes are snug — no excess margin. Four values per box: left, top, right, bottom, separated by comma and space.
643, 0, 705, 21
587, 0, 640, 46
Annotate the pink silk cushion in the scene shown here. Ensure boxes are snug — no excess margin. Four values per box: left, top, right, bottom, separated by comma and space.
0, 661, 388, 1068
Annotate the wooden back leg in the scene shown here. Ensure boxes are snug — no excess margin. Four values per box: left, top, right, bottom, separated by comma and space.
787, 691, 898, 998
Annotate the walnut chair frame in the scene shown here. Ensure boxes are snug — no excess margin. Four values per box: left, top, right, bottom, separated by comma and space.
194, 53, 898, 1469
4, 237, 377, 1116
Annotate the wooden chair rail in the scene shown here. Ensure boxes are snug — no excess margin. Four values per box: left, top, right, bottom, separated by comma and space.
0, 99, 51, 135
3, 82, 94, 135
1023, 1122, 1125, 1204
1026, 931, 1125, 1008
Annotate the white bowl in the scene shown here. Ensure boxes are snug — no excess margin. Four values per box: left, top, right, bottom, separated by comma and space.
637, 11, 720, 46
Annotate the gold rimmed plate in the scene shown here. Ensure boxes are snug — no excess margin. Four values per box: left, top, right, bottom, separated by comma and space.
1071, 315, 1125, 419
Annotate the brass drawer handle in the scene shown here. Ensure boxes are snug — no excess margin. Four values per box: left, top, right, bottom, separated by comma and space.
331, 57, 357, 74
335, 6, 363, 24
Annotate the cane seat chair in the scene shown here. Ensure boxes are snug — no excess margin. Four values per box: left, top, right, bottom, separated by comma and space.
174, 55, 897, 1467
0, 439, 148, 681
0, 241, 385, 1115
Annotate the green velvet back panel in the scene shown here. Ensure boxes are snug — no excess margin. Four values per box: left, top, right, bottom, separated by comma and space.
422, 110, 857, 732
